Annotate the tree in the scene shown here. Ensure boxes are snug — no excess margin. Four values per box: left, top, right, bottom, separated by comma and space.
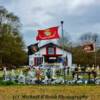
0, 6, 27, 68
57, 33, 72, 48
72, 32, 100, 66
72, 46, 95, 66
79, 32, 100, 43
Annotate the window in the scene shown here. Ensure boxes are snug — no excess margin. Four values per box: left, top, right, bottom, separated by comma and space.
34, 57, 43, 66
48, 47, 55, 54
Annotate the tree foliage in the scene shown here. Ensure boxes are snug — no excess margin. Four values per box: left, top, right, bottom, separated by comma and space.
72, 32, 100, 66
0, 6, 27, 68
79, 32, 100, 43
57, 33, 72, 48
72, 46, 96, 66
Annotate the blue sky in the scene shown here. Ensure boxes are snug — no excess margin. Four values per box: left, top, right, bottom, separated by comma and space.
0, 0, 100, 46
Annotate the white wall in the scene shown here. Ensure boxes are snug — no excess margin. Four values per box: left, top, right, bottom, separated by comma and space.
29, 46, 72, 67
29, 48, 46, 66
56, 48, 72, 67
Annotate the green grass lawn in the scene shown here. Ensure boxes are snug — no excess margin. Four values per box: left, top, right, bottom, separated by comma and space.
0, 71, 3, 77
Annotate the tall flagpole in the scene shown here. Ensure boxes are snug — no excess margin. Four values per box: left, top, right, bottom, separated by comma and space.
38, 40, 41, 66
61, 21, 66, 84
94, 37, 97, 67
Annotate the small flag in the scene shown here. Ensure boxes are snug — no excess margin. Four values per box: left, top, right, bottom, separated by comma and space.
28, 43, 39, 55
83, 43, 95, 53
36, 26, 60, 40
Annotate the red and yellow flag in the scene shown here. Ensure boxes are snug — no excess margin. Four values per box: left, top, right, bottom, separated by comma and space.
36, 26, 60, 40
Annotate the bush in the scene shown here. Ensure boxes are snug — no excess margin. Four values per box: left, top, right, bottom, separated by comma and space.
0, 80, 17, 85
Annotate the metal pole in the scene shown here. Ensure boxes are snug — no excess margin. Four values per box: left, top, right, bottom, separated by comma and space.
61, 21, 64, 42
94, 39, 96, 67
61, 21, 66, 84
38, 40, 41, 66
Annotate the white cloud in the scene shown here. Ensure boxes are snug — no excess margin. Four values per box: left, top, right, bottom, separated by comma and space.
1, 0, 100, 45
2, 0, 99, 26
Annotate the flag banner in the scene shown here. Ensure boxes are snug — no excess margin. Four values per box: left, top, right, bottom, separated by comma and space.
28, 43, 39, 55
36, 26, 60, 40
83, 43, 95, 53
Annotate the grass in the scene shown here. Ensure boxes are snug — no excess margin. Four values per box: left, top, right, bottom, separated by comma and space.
0, 85, 100, 100
0, 71, 3, 77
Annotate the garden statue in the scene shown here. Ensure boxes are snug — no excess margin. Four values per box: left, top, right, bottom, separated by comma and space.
10, 69, 16, 81
52, 67, 56, 79
96, 65, 100, 75
46, 68, 52, 79
35, 67, 42, 84
18, 70, 25, 84
78, 65, 81, 72
25, 69, 36, 84
3, 67, 10, 81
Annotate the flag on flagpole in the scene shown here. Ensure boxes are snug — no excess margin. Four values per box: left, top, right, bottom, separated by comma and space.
83, 43, 95, 53
28, 43, 39, 55
36, 26, 60, 40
